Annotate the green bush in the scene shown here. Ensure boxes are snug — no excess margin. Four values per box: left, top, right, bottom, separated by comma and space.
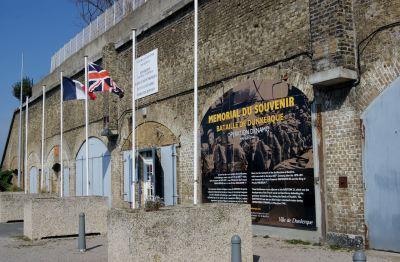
144, 197, 165, 212
0, 170, 14, 192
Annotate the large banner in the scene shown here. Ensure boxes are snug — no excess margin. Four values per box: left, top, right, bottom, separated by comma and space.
201, 80, 316, 230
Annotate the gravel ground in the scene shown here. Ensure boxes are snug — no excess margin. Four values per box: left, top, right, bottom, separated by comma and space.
1, 223, 400, 262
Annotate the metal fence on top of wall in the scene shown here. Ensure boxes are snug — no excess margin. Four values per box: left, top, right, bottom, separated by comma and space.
50, 0, 146, 72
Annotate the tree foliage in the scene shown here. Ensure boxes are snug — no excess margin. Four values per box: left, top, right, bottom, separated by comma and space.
72, 0, 114, 24
0, 170, 14, 192
12, 77, 33, 102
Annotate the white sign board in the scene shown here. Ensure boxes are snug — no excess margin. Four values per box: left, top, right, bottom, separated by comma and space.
135, 49, 158, 99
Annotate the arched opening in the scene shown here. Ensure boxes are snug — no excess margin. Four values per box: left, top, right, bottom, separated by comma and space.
121, 122, 179, 207
45, 146, 70, 195
75, 137, 111, 205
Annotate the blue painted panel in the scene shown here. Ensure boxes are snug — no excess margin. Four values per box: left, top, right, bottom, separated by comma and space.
363, 76, 400, 252
45, 168, 50, 192
103, 154, 111, 202
76, 158, 85, 196
92, 156, 103, 196
29, 167, 38, 194
161, 145, 177, 206
75, 137, 111, 205
63, 167, 70, 197
123, 151, 132, 202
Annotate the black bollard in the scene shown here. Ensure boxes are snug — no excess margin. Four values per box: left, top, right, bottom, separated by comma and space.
231, 235, 242, 262
78, 212, 86, 253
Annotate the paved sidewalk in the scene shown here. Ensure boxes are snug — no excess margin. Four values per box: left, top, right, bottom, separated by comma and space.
0, 222, 107, 262
253, 236, 400, 262
1, 222, 400, 262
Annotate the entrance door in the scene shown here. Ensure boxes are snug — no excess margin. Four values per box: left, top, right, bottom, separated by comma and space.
123, 145, 177, 206
76, 137, 111, 205
363, 76, 400, 252
141, 155, 155, 202
29, 167, 38, 193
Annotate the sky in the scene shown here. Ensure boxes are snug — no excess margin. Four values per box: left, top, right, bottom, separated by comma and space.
0, 0, 85, 161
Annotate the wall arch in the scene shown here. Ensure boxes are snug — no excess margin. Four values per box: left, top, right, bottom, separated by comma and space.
355, 52, 400, 112
121, 121, 179, 151
27, 152, 40, 170
43, 145, 70, 193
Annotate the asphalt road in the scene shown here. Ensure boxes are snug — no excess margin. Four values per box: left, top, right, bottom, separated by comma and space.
0, 222, 23, 238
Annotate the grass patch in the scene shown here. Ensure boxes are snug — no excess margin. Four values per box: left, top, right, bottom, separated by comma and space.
13, 235, 31, 242
285, 239, 311, 245
329, 245, 343, 251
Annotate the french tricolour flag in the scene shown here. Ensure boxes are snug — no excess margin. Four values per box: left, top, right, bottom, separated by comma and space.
63, 77, 96, 101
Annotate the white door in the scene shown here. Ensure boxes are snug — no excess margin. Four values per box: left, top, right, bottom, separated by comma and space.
142, 157, 154, 202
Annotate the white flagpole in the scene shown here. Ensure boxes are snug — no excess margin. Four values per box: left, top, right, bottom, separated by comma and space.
193, 0, 199, 205
131, 29, 137, 209
41, 85, 45, 191
17, 53, 23, 189
84, 56, 90, 196
60, 72, 64, 197
24, 96, 29, 194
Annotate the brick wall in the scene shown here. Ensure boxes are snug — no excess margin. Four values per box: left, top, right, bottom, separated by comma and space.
2, 0, 399, 247
310, 0, 356, 71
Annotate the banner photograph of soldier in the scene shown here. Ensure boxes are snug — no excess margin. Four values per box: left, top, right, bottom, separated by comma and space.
201, 79, 316, 229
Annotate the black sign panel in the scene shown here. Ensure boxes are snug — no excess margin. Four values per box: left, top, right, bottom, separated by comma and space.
201, 80, 316, 230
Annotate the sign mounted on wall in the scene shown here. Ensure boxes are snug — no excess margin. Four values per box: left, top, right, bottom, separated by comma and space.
135, 49, 158, 99
200, 79, 316, 230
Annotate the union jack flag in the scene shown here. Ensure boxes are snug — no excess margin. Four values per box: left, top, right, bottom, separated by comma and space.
88, 62, 124, 98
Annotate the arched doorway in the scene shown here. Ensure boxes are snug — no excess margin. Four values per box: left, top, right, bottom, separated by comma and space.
29, 167, 38, 193
121, 122, 178, 207
76, 137, 111, 205
45, 146, 70, 195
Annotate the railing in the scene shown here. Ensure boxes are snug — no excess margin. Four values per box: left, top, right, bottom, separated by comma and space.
50, 0, 146, 72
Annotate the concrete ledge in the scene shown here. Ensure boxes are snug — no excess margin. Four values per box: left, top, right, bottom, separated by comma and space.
0, 192, 56, 223
108, 204, 253, 262
24, 196, 108, 240
309, 67, 357, 87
